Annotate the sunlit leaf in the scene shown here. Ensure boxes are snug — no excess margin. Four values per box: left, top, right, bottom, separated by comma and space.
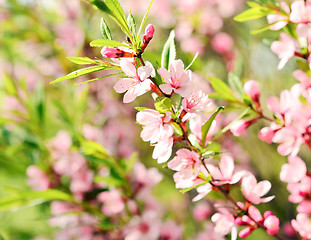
161, 30, 176, 69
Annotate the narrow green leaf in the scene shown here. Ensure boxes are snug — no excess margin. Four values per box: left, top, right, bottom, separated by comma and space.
161, 30, 176, 69
201, 106, 224, 148
171, 122, 183, 136
100, 18, 112, 40
251, 22, 276, 34
50, 66, 107, 84
154, 97, 173, 113
209, 76, 236, 101
3, 72, 18, 97
104, 0, 128, 30
94, 176, 125, 187
81, 140, 110, 160
234, 7, 272, 22
228, 72, 244, 97
127, 13, 136, 37
0, 189, 73, 211
185, 52, 199, 70
67, 57, 97, 65
180, 174, 212, 194
137, 0, 154, 40
90, 39, 129, 48
74, 72, 122, 85
135, 107, 148, 111
126, 152, 137, 173
214, 107, 251, 139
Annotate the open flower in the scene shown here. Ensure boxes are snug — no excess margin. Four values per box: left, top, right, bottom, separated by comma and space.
158, 59, 193, 97
114, 59, 155, 103
241, 174, 275, 204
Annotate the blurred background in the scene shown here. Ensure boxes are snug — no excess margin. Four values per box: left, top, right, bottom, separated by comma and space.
0, 0, 305, 239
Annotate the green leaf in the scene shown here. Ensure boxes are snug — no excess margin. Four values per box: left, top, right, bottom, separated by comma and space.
67, 57, 97, 65
135, 107, 148, 111
201, 106, 224, 148
228, 72, 244, 97
185, 52, 199, 70
214, 107, 251, 139
100, 18, 112, 40
154, 97, 173, 113
81, 140, 110, 160
50, 66, 107, 84
88, 0, 130, 36
234, 7, 272, 22
137, 0, 154, 40
126, 152, 137, 173
90, 39, 129, 48
170, 122, 183, 136
250, 22, 276, 34
180, 174, 212, 194
0, 189, 73, 211
3, 72, 18, 97
94, 176, 125, 187
161, 30, 176, 69
127, 13, 136, 37
74, 72, 122, 85
209, 76, 236, 101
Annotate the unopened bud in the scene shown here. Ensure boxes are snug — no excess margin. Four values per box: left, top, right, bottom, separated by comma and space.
239, 227, 253, 238
101, 47, 134, 58
264, 215, 280, 235
244, 80, 260, 102
141, 24, 155, 51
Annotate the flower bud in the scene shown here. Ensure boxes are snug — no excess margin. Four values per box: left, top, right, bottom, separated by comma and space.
258, 127, 275, 144
264, 215, 280, 235
230, 120, 250, 136
244, 80, 260, 102
141, 24, 155, 51
101, 47, 133, 58
239, 227, 253, 238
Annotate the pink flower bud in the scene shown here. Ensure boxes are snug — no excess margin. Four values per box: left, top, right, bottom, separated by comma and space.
234, 217, 244, 225
258, 127, 275, 144
230, 120, 250, 136
144, 24, 155, 41
244, 80, 260, 102
239, 227, 253, 238
211, 32, 234, 54
264, 215, 280, 235
264, 211, 273, 218
101, 47, 133, 58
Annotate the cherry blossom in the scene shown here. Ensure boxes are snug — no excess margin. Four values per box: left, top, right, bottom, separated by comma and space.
158, 59, 193, 97
241, 174, 275, 204
291, 213, 311, 239
280, 155, 307, 183
114, 59, 155, 103
98, 189, 125, 216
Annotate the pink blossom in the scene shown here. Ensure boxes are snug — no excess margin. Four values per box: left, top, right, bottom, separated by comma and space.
136, 109, 172, 144
181, 90, 212, 121
142, 24, 155, 47
168, 148, 201, 182
49, 130, 72, 158
26, 165, 51, 191
287, 176, 311, 203
132, 162, 163, 188
152, 131, 174, 163
266, 2, 290, 30
193, 202, 212, 221
280, 155, 306, 183
258, 125, 277, 144
124, 211, 161, 240
98, 189, 125, 216
264, 214, 280, 235
70, 168, 94, 195
158, 59, 193, 97
211, 211, 237, 240
270, 33, 297, 69
290, 1, 311, 24
297, 200, 311, 214
160, 221, 183, 240
113, 59, 154, 103
205, 155, 249, 186
293, 69, 311, 89
241, 174, 275, 204
291, 213, 311, 239
243, 80, 260, 102
211, 32, 234, 54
